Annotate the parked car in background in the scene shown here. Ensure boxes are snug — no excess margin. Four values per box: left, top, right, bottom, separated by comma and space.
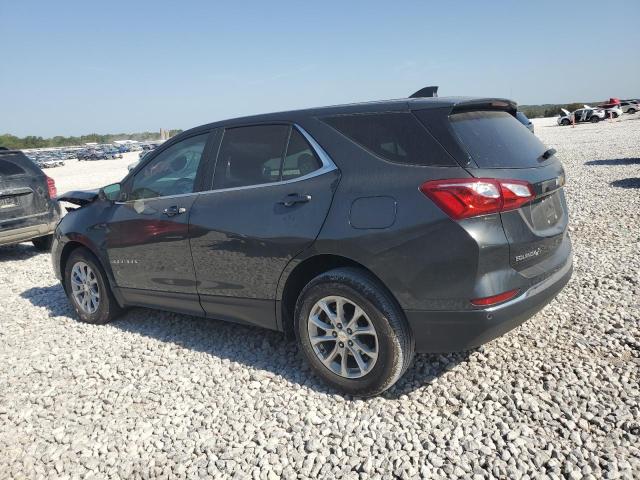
53, 96, 572, 396
620, 101, 639, 114
557, 106, 606, 125
516, 111, 534, 133
0, 148, 61, 251
599, 105, 623, 118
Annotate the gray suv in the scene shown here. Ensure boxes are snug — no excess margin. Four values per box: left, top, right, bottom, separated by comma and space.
53, 97, 572, 396
0, 148, 61, 250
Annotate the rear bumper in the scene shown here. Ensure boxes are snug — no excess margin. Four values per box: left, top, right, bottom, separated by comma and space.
406, 257, 573, 353
0, 220, 58, 247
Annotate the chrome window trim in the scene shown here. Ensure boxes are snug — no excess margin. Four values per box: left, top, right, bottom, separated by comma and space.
117, 124, 337, 203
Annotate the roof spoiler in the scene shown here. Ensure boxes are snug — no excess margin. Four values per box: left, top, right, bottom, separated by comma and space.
409, 86, 438, 98
450, 98, 517, 115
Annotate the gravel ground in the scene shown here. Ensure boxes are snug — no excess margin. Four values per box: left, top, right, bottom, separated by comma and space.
1, 117, 639, 479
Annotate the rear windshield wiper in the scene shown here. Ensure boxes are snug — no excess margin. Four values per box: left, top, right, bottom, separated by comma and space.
538, 148, 557, 162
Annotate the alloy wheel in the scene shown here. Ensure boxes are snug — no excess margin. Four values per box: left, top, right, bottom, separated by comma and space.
307, 295, 379, 378
70, 261, 100, 314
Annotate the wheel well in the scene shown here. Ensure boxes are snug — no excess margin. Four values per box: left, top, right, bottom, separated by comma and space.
280, 254, 395, 338
59, 241, 88, 289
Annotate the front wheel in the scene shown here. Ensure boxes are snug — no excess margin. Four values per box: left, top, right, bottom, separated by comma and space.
64, 247, 122, 324
560, 118, 570, 126
296, 268, 414, 396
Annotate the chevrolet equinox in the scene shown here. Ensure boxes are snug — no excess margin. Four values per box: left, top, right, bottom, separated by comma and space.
54, 97, 572, 396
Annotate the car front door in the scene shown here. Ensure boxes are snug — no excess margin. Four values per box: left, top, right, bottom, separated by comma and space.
188, 124, 339, 329
105, 132, 214, 315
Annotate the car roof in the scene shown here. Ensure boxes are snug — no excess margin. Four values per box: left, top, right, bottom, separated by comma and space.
183, 96, 516, 135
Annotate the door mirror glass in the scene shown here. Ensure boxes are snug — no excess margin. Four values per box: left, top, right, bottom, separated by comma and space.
101, 183, 121, 201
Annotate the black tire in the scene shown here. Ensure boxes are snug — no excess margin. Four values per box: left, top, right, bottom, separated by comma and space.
63, 247, 122, 324
628, 108, 636, 114
612, 112, 619, 119
560, 119, 570, 126
295, 267, 414, 396
32, 235, 53, 251
591, 116, 600, 123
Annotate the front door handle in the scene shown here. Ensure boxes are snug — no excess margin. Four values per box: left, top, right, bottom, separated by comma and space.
163, 205, 186, 217
280, 193, 311, 207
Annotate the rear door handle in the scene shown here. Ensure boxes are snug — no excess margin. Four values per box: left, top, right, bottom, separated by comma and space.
280, 193, 311, 207
163, 205, 186, 217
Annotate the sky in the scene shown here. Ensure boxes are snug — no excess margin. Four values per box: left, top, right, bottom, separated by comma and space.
1, 0, 639, 137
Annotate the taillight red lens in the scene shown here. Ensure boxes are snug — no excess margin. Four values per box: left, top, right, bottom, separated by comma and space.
420, 178, 534, 220
46, 176, 57, 198
500, 180, 535, 211
471, 289, 519, 307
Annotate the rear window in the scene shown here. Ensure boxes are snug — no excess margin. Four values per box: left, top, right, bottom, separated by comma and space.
323, 112, 456, 166
0, 159, 26, 176
0, 153, 38, 177
449, 111, 546, 168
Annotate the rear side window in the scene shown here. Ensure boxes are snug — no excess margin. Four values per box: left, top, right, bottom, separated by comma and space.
449, 111, 546, 168
282, 129, 322, 181
214, 125, 290, 189
323, 112, 455, 166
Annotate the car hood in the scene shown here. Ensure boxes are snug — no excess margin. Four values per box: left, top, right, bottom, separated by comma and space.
56, 189, 99, 206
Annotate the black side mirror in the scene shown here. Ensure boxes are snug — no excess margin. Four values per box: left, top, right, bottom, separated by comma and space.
99, 182, 122, 202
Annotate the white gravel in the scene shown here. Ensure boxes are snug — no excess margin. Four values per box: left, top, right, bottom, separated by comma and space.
1, 116, 639, 478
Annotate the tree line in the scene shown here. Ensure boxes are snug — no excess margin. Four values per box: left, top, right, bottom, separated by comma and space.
519, 103, 595, 119
0, 130, 183, 150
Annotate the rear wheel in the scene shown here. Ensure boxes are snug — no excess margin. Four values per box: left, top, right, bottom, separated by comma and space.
32, 235, 53, 251
591, 116, 600, 123
296, 267, 414, 396
64, 247, 122, 324
628, 108, 636, 114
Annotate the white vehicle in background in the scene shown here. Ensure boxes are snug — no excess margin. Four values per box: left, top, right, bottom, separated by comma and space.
619, 100, 639, 114
557, 106, 606, 126
599, 104, 623, 119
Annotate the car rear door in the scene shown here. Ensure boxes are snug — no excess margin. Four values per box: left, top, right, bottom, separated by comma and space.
188, 124, 339, 329
105, 132, 215, 315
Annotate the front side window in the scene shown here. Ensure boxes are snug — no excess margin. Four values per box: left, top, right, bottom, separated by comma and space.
213, 125, 290, 189
130, 134, 208, 200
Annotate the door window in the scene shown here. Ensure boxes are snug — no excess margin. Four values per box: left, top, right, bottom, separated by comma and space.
130, 134, 208, 200
281, 129, 322, 181
213, 125, 290, 189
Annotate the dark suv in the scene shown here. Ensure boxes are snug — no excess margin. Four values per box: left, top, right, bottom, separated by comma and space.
53, 97, 572, 396
0, 148, 61, 250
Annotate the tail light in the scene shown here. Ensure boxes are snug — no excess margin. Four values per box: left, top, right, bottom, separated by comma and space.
420, 178, 535, 220
471, 289, 520, 307
45, 176, 57, 198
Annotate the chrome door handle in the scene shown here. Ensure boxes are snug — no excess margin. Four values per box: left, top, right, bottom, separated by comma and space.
163, 206, 186, 217
280, 193, 311, 207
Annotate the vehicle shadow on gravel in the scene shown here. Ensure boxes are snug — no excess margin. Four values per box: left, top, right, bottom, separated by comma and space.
585, 158, 640, 166
610, 178, 640, 189
0, 243, 42, 262
20, 285, 473, 398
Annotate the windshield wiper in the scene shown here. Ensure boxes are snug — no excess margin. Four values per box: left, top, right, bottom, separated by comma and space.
538, 148, 557, 162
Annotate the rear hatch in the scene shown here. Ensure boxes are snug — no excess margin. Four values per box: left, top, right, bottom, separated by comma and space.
0, 152, 52, 229
415, 103, 569, 274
